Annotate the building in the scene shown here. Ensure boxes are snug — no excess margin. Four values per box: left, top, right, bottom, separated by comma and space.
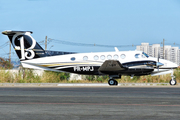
170, 47, 179, 64
136, 43, 180, 66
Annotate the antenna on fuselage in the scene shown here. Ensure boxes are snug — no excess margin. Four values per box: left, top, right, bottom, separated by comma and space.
114, 47, 119, 52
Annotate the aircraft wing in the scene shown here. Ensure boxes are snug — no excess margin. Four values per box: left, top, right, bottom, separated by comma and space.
98, 60, 127, 73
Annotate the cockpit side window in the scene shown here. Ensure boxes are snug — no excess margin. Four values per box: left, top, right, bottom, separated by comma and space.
142, 52, 149, 58
135, 54, 140, 58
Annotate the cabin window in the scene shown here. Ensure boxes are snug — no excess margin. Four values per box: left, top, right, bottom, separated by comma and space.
94, 55, 99, 60
113, 54, 119, 59
83, 56, 88, 61
100, 55, 105, 60
120, 54, 126, 59
71, 57, 76, 61
135, 54, 140, 58
107, 55, 112, 60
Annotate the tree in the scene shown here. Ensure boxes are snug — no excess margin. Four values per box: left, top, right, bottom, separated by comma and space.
0, 57, 13, 69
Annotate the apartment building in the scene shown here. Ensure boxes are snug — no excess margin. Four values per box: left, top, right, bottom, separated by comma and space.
136, 43, 180, 66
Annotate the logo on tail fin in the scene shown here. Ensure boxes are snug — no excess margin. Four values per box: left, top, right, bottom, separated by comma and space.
12, 32, 36, 60
2, 30, 47, 60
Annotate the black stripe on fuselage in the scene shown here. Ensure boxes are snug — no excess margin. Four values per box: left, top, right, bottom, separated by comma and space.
41, 60, 156, 76
51, 66, 154, 76
122, 60, 156, 67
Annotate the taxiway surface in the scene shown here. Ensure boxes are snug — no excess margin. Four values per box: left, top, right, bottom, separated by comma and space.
0, 87, 180, 120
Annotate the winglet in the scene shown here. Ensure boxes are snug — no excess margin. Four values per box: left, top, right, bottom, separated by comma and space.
114, 47, 119, 52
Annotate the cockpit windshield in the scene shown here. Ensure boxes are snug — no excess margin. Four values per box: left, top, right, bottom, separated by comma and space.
142, 52, 149, 58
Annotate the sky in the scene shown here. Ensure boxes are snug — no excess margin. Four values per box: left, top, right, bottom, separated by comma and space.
0, 0, 180, 61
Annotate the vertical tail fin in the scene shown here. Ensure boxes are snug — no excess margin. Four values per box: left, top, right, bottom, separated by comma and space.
2, 30, 47, 61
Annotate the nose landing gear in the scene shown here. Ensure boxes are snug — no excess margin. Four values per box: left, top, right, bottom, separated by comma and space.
169, 70, 177, 86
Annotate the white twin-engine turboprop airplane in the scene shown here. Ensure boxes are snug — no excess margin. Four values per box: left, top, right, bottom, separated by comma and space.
2, 30, 178, 86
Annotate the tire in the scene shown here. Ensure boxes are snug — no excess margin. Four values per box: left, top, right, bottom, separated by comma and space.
169, 79, 177, 86
108, 79, 115, 85
114, 80, 118, 86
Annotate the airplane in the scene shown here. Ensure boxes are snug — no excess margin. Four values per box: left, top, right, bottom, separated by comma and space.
2, 30, 178, 86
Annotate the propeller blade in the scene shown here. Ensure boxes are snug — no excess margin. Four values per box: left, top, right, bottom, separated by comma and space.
158, 50, 160, 62
157, 50, 160, 71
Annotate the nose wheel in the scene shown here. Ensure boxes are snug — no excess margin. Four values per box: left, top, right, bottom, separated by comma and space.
170, 79, 176, 85
169, 70, 177, 86
108, 79, 118, 86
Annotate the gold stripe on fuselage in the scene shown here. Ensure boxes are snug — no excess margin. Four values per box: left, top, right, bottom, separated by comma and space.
40, 62, 102, 67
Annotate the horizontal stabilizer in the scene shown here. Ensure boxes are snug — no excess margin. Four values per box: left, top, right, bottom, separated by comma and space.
2, 30, 33, 35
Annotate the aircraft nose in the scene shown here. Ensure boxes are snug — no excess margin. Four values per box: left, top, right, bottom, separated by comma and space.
166, 61, 178, 69
172, 62, 178, 68
159, 59, 178, 69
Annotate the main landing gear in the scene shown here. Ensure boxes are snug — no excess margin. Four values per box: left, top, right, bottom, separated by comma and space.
169, 70, 176, 86
108, 76, 119, 86
108, 79, 118, 86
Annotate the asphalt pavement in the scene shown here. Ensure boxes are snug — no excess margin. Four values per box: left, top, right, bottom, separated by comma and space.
0, 87, 180, 120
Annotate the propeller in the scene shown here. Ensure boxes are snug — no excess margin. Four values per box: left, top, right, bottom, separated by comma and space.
146, 51, 164, 69
156, 50, 164, 71
157, 51, 160, 71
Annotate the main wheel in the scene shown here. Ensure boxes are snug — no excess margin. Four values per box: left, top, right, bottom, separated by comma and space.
108, 79, 115, 86
114, 80, 118, 85
169, 79, 177, 86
